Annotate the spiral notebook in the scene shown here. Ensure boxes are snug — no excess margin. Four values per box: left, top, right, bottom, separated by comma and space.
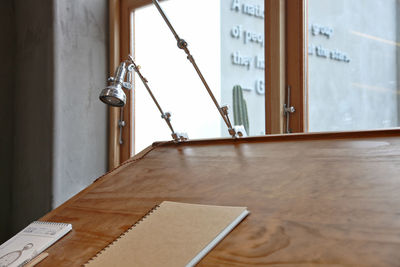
0, 221, 72, 267
85, 201, 249, 267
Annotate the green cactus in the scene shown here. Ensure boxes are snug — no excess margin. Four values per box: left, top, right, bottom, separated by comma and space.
232, 85, 249, 135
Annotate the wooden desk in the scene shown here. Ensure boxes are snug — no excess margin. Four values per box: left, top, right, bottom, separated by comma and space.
40, 130, 400, 266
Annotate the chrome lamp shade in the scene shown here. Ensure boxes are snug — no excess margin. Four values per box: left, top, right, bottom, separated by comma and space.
99, 84, 126, 107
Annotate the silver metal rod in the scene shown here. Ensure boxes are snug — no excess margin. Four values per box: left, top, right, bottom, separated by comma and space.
151, 0, 236, 137
152, 0, 180, 42
127, 56, 175, 134
128, 59, 164, 116
187, 54, 232, 129
119, 107, 124, 144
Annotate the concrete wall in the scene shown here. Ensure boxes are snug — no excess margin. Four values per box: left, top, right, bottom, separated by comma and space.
0, 0, 16, 242
53, 0, 108, 207
0, 0, 108, 243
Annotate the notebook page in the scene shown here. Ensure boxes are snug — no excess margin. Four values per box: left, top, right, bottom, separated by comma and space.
86, 201, 248, 267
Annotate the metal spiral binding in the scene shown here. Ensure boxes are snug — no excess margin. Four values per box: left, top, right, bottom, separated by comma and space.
84, 204, 161, 266
33, 221, 70, 227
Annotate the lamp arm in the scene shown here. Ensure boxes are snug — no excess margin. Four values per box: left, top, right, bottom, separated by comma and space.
127, 55, 188, 142
151, 0, 239, 138
152, 0, 181, 44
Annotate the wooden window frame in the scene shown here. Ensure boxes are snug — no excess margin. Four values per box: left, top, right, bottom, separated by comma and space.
108, 0, 306, 168
285, 0, 306, 133
108, 0, 153, 169
265, 0, 286, 134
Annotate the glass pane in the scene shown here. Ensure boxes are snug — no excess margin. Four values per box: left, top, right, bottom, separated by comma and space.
307, 0, 400, 132
132, 0, 265, 153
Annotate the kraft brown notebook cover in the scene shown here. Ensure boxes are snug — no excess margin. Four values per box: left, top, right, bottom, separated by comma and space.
85, 201, 249, 267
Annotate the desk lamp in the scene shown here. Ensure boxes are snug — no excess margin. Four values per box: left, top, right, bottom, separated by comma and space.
99, 61, 130, 107
99, 56, 188, 143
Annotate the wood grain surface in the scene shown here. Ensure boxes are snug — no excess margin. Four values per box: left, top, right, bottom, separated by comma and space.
39, 130, 400, 266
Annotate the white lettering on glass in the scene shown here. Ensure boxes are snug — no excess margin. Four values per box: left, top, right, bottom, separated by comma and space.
232, 51, 252, 70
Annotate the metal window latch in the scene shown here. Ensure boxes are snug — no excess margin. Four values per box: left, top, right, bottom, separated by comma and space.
284, 85, 296, 134
284, 104, 295, 114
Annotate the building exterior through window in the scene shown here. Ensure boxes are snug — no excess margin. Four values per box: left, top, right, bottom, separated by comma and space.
307, 0, 400, 132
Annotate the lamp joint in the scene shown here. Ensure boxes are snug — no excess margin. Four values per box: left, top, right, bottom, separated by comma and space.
177, 39, 187, 49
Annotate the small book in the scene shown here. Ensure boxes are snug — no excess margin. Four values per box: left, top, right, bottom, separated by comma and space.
85, 201, 249, 267
0, 221, 72, 267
